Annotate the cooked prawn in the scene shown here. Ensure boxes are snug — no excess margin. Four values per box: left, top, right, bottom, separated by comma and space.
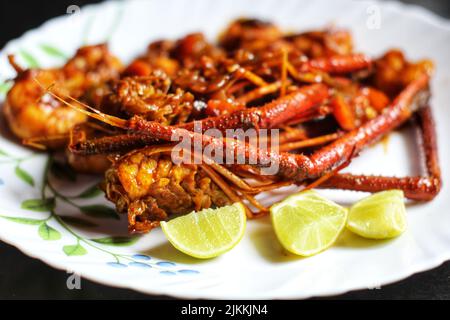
3, 44, 122, 147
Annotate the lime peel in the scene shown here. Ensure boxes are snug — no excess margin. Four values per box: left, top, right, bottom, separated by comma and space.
161, 202, 246, 259
347, 190, 407, 239
270, 190, 348, 256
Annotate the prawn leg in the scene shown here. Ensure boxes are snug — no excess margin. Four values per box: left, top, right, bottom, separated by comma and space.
51, 73, 432, 185
318, 105, 441, 200
69, 83, 330, 155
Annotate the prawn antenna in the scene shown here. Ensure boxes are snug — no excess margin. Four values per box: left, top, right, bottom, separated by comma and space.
32, 78, 127, 129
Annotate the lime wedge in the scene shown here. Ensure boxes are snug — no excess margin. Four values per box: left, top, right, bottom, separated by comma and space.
160, 202, 246, 259
347, 190, 406, 239
270, 190, 348, 256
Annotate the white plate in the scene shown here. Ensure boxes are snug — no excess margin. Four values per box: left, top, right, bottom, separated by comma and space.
0, 0, 449, 299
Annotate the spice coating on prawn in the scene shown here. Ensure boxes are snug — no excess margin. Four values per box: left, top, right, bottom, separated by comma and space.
70, 83, 329, 155
2, 17, 441, 232
105, 148, 230, 233
3, 44, 123, 146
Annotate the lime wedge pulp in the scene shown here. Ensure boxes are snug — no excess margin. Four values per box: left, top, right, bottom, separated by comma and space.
270, 190, 348, 256
161, 202, 246, 259
347, 190, 407, 239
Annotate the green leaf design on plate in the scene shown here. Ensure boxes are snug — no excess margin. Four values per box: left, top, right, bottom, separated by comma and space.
40, 44, 68, 59
60, 216, 98, 228
63, 243, 87, 256
19, 50, 39, 68
91, 236, 139, 246
0, 148, 9, 156
0, 216, 44, 225
15, 166, 35, 186
82, 13, 95, 44
77, 184, 102, 198
21, 198, 55, 212
80, 205, 120, 220
50, 160, 77, 182
38, 222, 61, 240
105, 3, 125, 42
0, 82, 12, 94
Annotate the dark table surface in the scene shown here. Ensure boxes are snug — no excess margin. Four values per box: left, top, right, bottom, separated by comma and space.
0, 0, 449, 300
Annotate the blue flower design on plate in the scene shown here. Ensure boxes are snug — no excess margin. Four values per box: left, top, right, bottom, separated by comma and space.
177, 269, 199, 274
129, 261, 152, 268
107, 262, 128, 268
156, 261, 176, 267
132, 254, 151, 261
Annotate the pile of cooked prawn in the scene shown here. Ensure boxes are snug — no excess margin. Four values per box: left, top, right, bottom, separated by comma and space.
2, 18, 438, 233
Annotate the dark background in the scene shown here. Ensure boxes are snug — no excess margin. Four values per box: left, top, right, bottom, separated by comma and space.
0, 0, 449, 299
